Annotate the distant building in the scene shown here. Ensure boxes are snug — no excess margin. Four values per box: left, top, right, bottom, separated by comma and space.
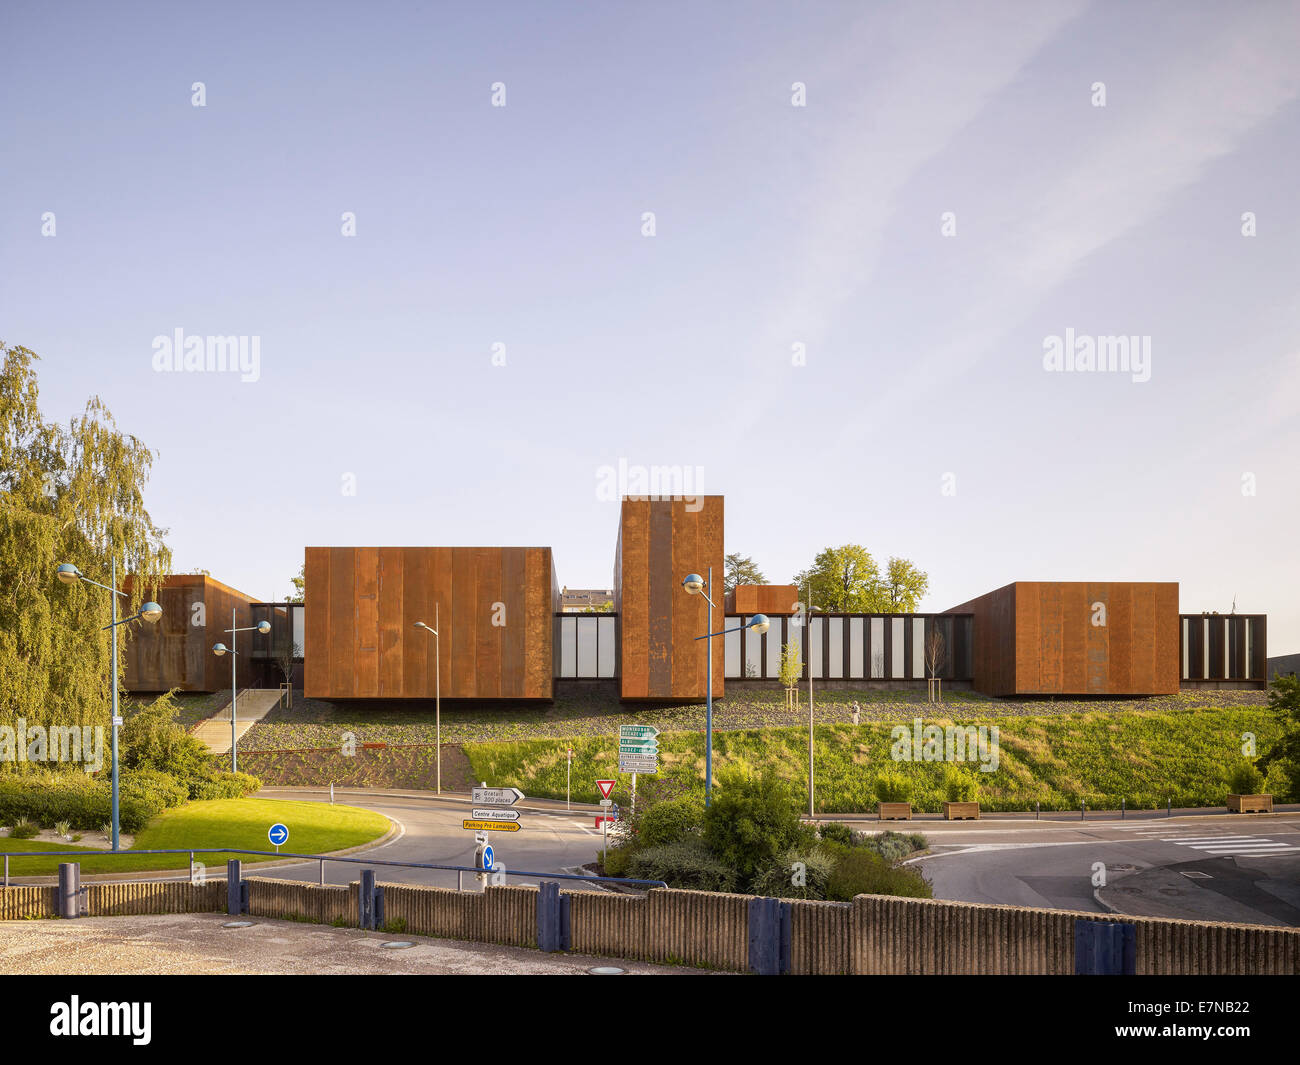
1268, 653, 1300, 681
560, 587, 614, 613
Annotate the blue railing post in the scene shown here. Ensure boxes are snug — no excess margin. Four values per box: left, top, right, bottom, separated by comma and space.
1075, 920, 1136, 975
359, 869, 376, 930
226, 859, 242, 915
57, 863, 80, 919
538, 881, 567, 952
748, 896, 791, 975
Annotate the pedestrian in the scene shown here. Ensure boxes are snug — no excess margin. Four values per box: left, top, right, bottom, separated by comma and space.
851, 701, 861, 726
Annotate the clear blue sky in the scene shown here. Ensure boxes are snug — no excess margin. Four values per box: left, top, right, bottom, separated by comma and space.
2, 1, 1297, 651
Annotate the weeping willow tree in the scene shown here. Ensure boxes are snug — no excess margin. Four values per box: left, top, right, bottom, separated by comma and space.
0, 343, 172, 757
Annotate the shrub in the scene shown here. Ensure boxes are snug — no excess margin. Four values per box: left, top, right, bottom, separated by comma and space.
8, 817, 39, 839
191, 771, 262, 801
749, 846, 835, 900
626, 840, 739, 893
635, 795, 704, 848
119, 767, 189, 811
858, 830, 923, 862
601, 845, 633, 878
0, 773, 159, 833
826, 849, 932, 901
702, 770, 812, 883
54, 820, 71, 838
1227, 761, 1265, 795
818, 821, 854, 847
874, 770, 912, 805
943, 766, 979, 803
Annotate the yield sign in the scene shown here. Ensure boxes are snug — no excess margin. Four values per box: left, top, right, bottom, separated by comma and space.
596, 779, 616, 799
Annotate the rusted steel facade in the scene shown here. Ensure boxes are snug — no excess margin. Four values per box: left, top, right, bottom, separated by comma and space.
725, 583, 799, 615
122, 575, 260, 692
947, 581, 1180, 696
303, 546, 559, 700
614, 496, 725, 701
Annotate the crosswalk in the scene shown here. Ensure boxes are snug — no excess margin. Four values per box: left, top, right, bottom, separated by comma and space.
1102, 822, 1300, 856
1156, 835, 1300, 857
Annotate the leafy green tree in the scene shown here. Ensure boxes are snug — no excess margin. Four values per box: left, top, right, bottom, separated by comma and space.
883, 557, 929, 611
793, 544, 882, 612
289, 563, 305, 603
724, 552, 766, 595
794, 546, 929, 613
0, 344, 171, 751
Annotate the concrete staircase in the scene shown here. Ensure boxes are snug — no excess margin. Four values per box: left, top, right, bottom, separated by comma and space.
191, 689, 284, 755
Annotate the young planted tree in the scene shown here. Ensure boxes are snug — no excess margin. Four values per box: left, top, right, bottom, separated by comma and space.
925, 625, 946, 703
779, 640, 802, 711
0, 344, 172, 748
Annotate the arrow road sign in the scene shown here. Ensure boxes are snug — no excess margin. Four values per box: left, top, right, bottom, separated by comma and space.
619, 725, 659, 739
481, 845, 494, 870
471, 787, 525, 806
619, 743, 658, 755
268, 823, 289, 846
472, 808, 520, 821
464, 819, 521, 832
596, 779, 616, 799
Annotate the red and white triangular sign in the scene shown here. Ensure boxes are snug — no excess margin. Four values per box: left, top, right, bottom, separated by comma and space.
596, 779, 615, 799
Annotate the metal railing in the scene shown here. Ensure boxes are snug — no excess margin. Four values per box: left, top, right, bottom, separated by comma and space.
1, 848, 665, 892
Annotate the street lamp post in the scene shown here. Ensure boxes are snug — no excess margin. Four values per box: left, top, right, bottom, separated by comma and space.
681, 568, 769, 806
414, 605, 441, 793
55, 561, 163, 852
803, 588, 818, 819
212, 611, 271, 775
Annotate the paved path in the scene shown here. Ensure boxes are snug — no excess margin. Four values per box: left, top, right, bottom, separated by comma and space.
0, 913, 713, 975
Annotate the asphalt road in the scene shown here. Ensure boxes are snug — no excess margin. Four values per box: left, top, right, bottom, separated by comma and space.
911, 814, 1300, 925
253, 787, 616, 892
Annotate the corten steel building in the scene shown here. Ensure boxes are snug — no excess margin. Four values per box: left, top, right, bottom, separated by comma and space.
122, 574, 263, 692
120, 494, 1270, 699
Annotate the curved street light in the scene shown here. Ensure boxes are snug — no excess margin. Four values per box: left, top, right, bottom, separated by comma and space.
213, 616, 271, 774
54, 560, 163, 852
412, 606, 442, 793
682, 566, 770, 806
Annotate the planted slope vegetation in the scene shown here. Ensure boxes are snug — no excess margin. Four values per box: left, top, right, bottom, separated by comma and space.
464, 707, 1288, 812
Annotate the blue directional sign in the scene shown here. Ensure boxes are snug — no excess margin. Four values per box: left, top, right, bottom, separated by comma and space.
268, 823, 289, 847
481, 844, 494, 871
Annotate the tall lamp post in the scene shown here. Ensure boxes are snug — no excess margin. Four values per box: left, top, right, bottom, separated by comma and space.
801, 588, 820, 819
212, 611, 271, 774
55, 561, 163, 852
414, 605, 441, 793
681, 568, 769, 807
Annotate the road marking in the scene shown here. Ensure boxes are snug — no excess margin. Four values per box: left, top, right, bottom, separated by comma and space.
1160, 835, 1300, 856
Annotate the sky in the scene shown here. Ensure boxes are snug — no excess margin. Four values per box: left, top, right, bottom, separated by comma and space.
2, 1, 1297, 652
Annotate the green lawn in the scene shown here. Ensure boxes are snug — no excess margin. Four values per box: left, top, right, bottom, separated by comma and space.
462, 706, 1291, 813
0, 798, 389, 877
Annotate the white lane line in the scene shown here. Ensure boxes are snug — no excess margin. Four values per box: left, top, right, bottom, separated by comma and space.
1158, 836, 1272, 843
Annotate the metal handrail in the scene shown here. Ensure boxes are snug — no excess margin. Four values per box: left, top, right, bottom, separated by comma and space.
1, 847, 666, 891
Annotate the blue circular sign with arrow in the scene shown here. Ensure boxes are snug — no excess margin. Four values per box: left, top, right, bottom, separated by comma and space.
268, 823, 289, 847
481, 844, 494, 871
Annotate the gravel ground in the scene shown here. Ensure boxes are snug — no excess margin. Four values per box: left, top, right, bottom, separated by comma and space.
234, 688, 1272, 750
0, 913, 718, 975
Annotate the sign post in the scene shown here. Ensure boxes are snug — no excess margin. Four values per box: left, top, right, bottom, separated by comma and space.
268, 823, 288, 854
618, 725, 659, 776
566, 748, 573, 811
